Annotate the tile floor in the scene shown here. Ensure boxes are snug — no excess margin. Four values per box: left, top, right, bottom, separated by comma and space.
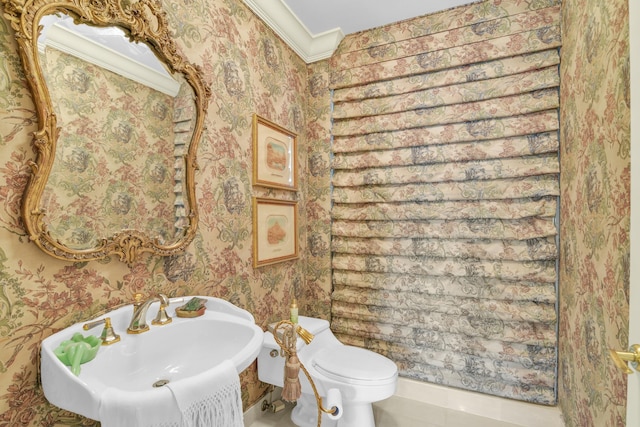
247, 395, 524, 427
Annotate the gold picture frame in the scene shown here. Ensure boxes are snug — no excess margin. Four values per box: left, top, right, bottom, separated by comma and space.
252, 114, 297, 190
253, 198, 299, 267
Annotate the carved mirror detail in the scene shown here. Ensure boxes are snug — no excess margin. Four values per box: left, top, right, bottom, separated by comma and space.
2, 0, 210, 265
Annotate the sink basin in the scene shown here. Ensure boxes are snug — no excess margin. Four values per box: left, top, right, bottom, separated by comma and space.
40, 296, 263, 421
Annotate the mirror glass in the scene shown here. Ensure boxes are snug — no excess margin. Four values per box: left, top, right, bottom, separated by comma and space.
37, 14, 195, 250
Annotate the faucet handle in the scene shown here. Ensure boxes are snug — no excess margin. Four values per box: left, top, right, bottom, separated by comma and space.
83, 317, 121, 345
152, 294, 172, 326
133, 293, 144, 310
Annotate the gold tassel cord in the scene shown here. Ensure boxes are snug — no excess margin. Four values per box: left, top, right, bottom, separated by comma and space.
271, 320, 338, 427
274, 320, 302, 402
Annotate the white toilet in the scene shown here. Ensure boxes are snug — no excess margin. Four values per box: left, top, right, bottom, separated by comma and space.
258, 316, 398, 427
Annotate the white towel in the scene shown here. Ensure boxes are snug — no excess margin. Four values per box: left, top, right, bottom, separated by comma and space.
99, 386, 181, 427
98, 360, 243, 427
167, 359, 244, 427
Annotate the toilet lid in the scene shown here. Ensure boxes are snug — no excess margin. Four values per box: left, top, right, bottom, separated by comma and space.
312, 346, 397, 383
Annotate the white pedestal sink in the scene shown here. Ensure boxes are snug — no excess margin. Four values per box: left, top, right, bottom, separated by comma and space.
40, 296, 263, 422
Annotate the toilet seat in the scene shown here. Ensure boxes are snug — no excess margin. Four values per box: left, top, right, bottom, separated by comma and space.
312, 346, 397, 385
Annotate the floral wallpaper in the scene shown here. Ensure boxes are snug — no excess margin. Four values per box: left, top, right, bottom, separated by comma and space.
558, 0, 630, 426
0, 0, 632, 424
0, 0, 332, 424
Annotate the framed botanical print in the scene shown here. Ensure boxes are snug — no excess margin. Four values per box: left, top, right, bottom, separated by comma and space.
252, 114, 297, 191
253, 197, 298, 267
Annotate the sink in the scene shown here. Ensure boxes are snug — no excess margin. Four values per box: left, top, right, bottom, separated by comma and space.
40, 296, 263, 421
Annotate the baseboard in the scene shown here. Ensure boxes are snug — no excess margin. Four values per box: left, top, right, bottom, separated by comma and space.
395, 377, 565, 427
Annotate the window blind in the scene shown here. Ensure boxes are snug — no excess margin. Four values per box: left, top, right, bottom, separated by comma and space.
329, 0, 561, 404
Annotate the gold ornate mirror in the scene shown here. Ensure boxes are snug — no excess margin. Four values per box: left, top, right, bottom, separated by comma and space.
2, 0, 210, 265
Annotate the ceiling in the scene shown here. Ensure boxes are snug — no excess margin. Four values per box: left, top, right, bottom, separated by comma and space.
281, 0, 476, 35
242, 0, 477, 63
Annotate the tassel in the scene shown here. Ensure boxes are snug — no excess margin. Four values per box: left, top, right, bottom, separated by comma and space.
272, 320, 310, 402
281, 352, 302, 402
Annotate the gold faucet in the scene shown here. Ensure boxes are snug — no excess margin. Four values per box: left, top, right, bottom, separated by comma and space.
127, 293, 172, 334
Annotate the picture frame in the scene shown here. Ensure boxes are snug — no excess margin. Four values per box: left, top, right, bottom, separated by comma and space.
252, 114, 297, 191
253, 197, 299, 267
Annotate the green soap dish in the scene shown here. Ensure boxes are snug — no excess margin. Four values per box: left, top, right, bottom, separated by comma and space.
176, 297, 207, 318
54, 332, 101, 376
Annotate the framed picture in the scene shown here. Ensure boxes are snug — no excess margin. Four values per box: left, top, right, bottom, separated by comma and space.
252, 114, 297, 191
253, 198, 299, 267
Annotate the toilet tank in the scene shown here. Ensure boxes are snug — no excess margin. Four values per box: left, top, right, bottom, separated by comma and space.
258, 329, 286, 386
257, 316, 330, 386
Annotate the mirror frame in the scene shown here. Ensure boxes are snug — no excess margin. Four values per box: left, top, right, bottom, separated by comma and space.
2, 0, 211, 265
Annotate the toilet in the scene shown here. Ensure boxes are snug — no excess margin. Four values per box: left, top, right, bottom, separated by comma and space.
258, 316, 398, 427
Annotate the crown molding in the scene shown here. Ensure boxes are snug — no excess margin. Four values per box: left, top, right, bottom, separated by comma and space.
42, 24, 181, 96
243, 0, 344, 63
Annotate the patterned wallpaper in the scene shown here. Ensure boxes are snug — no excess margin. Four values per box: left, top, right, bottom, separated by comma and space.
0, 0, 332, 424
0, 0, 632, 424
558, 0, 630, 426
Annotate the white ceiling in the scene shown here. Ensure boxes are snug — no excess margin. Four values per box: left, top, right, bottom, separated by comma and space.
281, 0, 476, 35
243, 0, 478, 63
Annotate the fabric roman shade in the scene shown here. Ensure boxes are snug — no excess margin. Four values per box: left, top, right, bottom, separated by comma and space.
329, 0, 561, 404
